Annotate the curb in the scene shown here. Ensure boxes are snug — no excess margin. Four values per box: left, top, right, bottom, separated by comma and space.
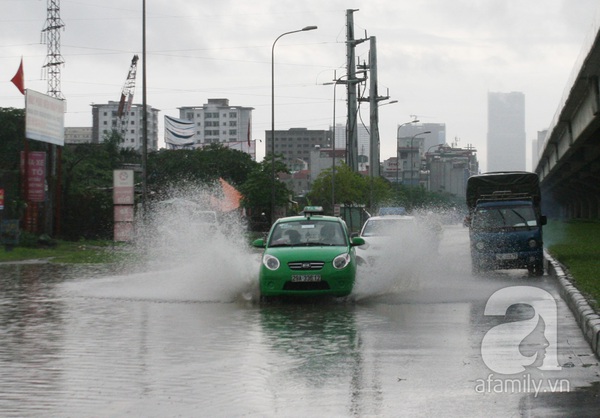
545, 249, 600, 359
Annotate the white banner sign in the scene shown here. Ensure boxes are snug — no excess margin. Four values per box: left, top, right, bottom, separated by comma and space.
25, 89, 65, 146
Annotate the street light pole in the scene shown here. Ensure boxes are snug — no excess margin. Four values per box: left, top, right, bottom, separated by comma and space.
409, 130, 431, 186
270, 25, 317, 225
323, 72, 349, 214
396, 119, 419, 186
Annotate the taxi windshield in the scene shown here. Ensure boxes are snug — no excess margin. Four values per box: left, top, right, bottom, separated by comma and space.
268, 220, 346, 247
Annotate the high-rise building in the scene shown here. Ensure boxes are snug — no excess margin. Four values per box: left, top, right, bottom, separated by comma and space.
487, 92, 526, 172
91, 101, 160, 151
178, 99, 253, 149
64, 127, 92, 145
266, 128, 331, 172
332, 123, 370, 172
396, 123, 446, 185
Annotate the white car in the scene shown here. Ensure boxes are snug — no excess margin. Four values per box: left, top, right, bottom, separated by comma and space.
355, 215, 418, 266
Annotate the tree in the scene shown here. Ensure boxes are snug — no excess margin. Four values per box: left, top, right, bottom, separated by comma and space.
307, 163, 394, 213
60, 131, 138, 239
146, 144, 256, 196
0, 108, 25, 219
238, 154, 289, 226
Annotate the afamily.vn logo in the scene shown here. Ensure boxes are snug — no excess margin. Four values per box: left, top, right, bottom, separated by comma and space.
481, 286, 562, 374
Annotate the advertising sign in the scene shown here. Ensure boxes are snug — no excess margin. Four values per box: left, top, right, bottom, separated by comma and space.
0, 188, 4, 210
20, 151, 46, 202
25, 89, 65, 146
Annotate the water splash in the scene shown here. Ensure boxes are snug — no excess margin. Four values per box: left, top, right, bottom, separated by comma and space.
69, 183, 260, 303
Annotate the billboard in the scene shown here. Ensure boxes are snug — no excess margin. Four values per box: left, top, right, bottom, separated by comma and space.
20, 151, 46, 202
25, 89, 65, 146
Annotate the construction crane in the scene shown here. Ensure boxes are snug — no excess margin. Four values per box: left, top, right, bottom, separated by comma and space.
117, 55, 139, 139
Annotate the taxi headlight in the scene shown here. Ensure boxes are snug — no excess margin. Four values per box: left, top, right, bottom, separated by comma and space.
528, 239, 538, 248
262, 254, 280, 271
333, 253, 351, 269
475, 241, 485, 250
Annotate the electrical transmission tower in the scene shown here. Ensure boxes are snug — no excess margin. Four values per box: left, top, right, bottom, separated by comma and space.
40, 0, 65, 236
41, 0, 65, 99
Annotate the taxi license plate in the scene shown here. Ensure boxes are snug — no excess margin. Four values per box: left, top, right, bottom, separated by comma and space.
291, 274, 321, 282
496, 253, 518, 260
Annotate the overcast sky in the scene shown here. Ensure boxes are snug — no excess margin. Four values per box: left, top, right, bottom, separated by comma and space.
2, 0, 599, 171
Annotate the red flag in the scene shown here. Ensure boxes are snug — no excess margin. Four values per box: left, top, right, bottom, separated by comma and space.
11, 57, 25, 95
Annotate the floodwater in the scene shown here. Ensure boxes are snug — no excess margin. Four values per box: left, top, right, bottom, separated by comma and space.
1, 219, 600, 417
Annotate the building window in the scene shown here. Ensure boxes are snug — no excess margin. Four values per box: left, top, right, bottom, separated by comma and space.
229, 129, 237, 135
229, 112, 237, 118
229, 121, 237, 127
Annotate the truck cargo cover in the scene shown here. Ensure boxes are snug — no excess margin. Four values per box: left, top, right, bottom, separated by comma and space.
466, 171, 540, 210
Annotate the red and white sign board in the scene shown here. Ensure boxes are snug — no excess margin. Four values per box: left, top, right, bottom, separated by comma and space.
0, 188, 4, 210
114, 221, 134, 242
114, 205, 134, 222
113, 170, 134, 205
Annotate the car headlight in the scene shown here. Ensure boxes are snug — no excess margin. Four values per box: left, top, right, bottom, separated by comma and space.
475, 241, 485, 250
333, 253, 351, 269
262, 254, 280, 270
528, 239, 538, 248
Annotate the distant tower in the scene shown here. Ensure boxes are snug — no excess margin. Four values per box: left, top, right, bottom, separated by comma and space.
487, 92, 526, 172
41, 0, 65, 99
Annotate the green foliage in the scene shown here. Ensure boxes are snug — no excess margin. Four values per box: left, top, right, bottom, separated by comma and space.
546, 220, 600, 310
238, 154, 290, 221
307, 163, 394, 213
60, 131, 140, 239
147, 143, 256, 194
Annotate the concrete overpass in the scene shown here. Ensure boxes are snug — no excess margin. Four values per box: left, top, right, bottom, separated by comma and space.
536, 15, 600, 219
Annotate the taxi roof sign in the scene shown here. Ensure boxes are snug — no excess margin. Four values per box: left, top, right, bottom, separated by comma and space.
303, 206, 324, 216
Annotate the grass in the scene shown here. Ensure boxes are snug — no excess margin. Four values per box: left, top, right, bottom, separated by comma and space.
0, 239, 132, 264
545, 219, 600, 310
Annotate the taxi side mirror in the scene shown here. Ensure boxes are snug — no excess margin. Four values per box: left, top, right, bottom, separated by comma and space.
252, 238, 266, 248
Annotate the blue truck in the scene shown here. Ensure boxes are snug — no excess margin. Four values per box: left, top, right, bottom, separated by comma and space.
466, 171, 547, 276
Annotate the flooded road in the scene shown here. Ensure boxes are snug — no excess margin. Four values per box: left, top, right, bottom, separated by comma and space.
1, 225, 599, 417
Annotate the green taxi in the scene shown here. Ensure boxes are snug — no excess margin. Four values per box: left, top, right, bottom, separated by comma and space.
253, 207, 365, 298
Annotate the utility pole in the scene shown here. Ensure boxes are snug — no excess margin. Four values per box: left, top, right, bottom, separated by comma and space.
366, 36, 388, 178
357, 36, 391, 178
346, 9, 359, 172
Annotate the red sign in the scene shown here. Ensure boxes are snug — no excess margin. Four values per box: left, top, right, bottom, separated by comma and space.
20, 151, 46, 202
113, 170, 134, 205
0, 188, 4, 210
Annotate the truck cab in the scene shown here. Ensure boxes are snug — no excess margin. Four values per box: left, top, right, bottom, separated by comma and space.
466, 172, 546, 276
